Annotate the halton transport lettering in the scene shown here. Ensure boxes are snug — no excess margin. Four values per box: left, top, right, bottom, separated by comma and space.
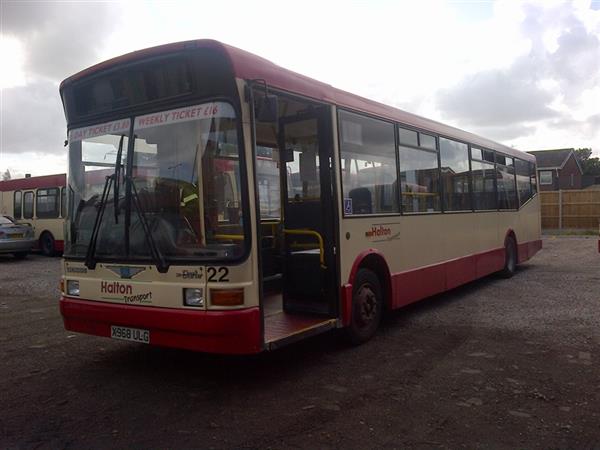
101, 281, 133, 295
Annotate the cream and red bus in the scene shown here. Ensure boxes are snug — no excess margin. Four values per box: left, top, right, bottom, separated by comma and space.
0, 174, 67, 256
58, 40, 541, 354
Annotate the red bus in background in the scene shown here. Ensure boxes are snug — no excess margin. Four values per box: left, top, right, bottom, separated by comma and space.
0, 174, 66, 256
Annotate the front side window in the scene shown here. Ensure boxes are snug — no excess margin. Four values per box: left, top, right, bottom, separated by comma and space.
439, 137, 471, 211
13, 191, 22, 219
339, 111, 398, 215
23, 191, 34, 219
36, 188, 60, 218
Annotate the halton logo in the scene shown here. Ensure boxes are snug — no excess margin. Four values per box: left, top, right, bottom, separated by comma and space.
101, 281, 133, 295
365, 225, 392, 238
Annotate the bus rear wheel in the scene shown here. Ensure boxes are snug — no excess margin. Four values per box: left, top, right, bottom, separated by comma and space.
499, 236, 517, 278
345, 268, 383, 345
40, 232, 56, 257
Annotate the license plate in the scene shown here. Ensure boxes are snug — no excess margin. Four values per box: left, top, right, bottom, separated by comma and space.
110, 325, 150, 344
9, 233, 24, 239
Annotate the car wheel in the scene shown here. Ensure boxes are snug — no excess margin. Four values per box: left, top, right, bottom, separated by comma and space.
345, 268, 383, 345
40, 232, 56, 257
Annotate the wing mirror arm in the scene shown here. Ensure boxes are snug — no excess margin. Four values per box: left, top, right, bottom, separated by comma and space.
251, 79, 279, 123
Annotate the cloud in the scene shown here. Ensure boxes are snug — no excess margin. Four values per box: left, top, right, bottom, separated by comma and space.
436, 64, 559, 127
1, 81, 66, 156
435, 1, 600, 143
2, 1, 122, 81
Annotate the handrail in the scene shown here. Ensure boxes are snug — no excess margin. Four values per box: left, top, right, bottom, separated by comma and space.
283, 228, 326, 268
213, 234, 244, 241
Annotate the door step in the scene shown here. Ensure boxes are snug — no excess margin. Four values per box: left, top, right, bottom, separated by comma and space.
264, 312, 337, 350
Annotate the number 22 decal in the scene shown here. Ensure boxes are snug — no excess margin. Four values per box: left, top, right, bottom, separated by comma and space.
207, 267, 229, 282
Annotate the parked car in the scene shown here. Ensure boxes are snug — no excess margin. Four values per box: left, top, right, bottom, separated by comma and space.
0, 215, 36, 259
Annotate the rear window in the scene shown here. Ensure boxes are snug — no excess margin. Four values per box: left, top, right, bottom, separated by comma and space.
0, 216, 14, 225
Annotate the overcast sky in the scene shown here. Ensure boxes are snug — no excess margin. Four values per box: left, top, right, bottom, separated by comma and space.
1, 0, 599, 178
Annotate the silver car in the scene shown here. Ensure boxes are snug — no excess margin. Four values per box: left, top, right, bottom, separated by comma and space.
0, 215, 36, 259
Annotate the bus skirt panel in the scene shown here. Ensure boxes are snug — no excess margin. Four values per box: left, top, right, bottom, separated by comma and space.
60, 297, 262, 354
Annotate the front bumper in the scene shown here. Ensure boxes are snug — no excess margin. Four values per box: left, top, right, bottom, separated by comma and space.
0, 238, 36, 254
60, 296, 262, 354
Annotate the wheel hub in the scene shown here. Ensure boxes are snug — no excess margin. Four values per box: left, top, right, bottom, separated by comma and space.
356, 284, 377, 325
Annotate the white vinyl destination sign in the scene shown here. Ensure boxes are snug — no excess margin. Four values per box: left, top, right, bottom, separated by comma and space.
134, 102, 235, 130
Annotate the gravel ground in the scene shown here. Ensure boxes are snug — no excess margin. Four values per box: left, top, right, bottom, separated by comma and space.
1, 237, 599, 449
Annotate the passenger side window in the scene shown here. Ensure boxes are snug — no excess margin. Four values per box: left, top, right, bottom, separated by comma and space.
398, 126, 441, 213
515, 159, 532, 206
61, 187, 67, 218
13, 191, 22, 219
496, 155, 517, 209
530, 162, 538, 194
36, 188, 60, 219
23, 191, 34, 219
471, 148, 496, 210
339, 111, 398, 215
439, 137, 471, 211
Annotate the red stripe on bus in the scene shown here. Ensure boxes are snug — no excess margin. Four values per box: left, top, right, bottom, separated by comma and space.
0, 174, 66, 192
60, 298, 262, 354
346, 239, 542, 311
54, 240, 64, 252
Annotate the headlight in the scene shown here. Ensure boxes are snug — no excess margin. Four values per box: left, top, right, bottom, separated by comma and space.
67, 280, 80, 297
184, 288, 204, 307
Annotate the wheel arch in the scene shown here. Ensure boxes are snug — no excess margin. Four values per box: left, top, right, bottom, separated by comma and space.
347, 249, 393, 311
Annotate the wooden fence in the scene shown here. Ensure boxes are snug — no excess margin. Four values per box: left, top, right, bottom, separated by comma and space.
540, 189, 600, 230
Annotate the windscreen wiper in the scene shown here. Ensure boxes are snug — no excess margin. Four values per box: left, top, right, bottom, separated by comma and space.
113, 135, 125, 224
85, 173, 113, 270
129, 180, 168, 273
85, 135, 124, 269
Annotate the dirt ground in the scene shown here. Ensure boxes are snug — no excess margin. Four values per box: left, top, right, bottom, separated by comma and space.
1, 236, 599, 449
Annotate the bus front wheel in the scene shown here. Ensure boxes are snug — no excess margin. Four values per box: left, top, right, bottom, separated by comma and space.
40, 232, 56, 257
499, 236, 517, 278
345, 268, 383, 345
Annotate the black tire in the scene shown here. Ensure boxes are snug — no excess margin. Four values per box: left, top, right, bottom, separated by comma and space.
40, 232, 56, 257
499, 236, 517, 278
13, 252, 28, 260
345, 268, 383, 345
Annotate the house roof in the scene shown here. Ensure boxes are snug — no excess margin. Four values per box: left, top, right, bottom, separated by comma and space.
60, 39, 535, 163
527, 148, 583, 172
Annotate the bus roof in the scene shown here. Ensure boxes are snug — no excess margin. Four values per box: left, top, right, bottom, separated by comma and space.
0, 174, 66, 192
61, 39, 535, 163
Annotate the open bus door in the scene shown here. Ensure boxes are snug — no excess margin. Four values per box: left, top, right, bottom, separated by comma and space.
278, 108, 338, 316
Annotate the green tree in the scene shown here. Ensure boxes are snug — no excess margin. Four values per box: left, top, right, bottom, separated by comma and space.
574, 148, 600, 176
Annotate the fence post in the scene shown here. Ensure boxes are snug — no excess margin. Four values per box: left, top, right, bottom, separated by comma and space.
558, 189, 563, 230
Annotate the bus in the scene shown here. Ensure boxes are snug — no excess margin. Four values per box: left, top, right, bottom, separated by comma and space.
0, 174, 66, 256
58, 40, 541, 354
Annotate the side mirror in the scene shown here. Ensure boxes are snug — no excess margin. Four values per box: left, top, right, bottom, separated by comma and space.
257, 94, 279, 123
